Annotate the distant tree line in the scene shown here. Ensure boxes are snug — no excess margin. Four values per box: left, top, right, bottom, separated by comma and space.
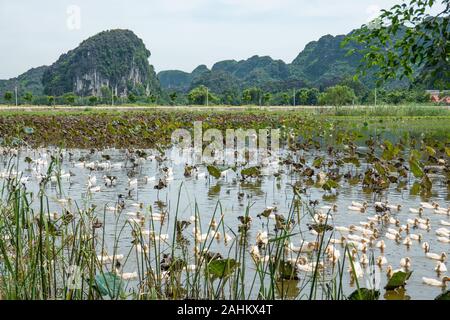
0, 79, 437, 107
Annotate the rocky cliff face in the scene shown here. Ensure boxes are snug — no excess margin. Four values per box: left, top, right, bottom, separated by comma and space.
42, 29, 160, 97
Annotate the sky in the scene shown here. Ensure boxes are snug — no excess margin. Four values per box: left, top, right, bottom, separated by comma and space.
0, 0, 444, 79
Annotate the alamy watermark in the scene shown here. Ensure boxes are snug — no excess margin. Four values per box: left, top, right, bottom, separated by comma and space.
66, 5, 81, 30
170, 121, 281, 166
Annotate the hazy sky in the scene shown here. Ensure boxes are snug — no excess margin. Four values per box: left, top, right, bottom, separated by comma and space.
0, 0, 443, 79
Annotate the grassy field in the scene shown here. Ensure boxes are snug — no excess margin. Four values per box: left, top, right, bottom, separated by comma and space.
0, 106, 449, 148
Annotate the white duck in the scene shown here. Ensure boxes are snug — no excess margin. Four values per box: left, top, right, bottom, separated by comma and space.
409, 233, 422, 241
402, 237, 412, 247
426, 252, 447, 262
435, 262, 448, 273
400, 257, 412, 269
376, 240, 386, 251
409, 207, 424, 214
385, 232, 401, 241
440, 220, 450, 226
422, 277, 450, 287
348, 205, 366, 213
376, 256, 388, 266
437, 237, 450, 243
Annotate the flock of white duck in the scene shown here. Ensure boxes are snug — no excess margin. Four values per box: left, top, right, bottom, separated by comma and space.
304, 200, 450, 288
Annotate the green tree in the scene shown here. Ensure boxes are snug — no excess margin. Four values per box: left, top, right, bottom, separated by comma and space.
295, 88, 320, 106
321, 85, 356, 107
147, 94, 157, 104
100, 86, 112, 103
188, 86, 217, 105
23, 92, 33, 104
47, 96, 55, 106
242, 87, 262, 105
64, 93, 76, 105
296, 89, 309, 105
344, 0, 450, 88
281, 92, 290, 105
169, 92, 177, 104
242, 89, 253, 104
128, 93, 137, 103
89, 96, 98, 105
3, 91, 13, 105
263, 93, 272, 105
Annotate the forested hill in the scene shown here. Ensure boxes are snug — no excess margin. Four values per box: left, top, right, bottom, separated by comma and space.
157, 33, 364, 93
42, 29, 160, 97
0, 66, 48, 98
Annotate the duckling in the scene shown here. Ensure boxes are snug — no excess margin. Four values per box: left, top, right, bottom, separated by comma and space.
400, 257, 412, 269
426, 252, 447, 262
435, 262, 448, 274
422, 277, 450, 287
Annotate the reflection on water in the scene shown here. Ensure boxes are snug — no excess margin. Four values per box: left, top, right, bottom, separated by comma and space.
0, 146, 448, 300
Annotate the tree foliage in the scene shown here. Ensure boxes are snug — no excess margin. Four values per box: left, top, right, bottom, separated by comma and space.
320, 85, 356, 106
344, 0, 449, 88
188, 85, 218, 105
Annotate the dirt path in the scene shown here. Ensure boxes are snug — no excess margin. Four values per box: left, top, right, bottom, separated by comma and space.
0, 105, 333, 112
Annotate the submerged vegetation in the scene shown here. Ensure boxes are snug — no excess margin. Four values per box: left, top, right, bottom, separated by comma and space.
0, 108, 449, 148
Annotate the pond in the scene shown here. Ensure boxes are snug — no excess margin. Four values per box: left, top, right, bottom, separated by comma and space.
0, 139, 448, 300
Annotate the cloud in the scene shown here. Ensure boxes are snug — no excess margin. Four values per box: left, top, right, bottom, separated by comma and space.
366, 4, 382, 22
